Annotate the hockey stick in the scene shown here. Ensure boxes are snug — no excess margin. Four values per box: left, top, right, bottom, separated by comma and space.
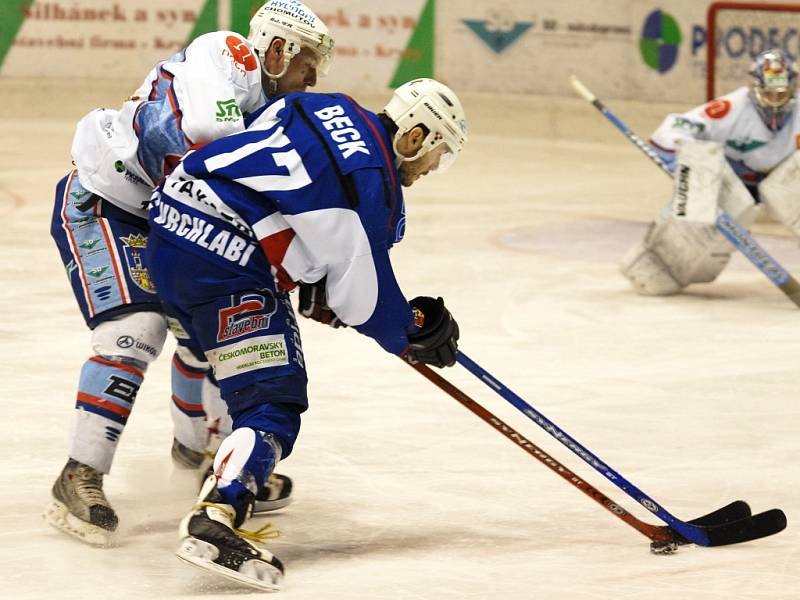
569, 75, 800, 308
454, 351, 787, 549
409, 361, 755, 553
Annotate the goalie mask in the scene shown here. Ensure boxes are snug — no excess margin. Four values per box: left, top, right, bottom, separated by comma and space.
383, 78, 468, 173
749, 48, 798, 131
247, 0, 335, 81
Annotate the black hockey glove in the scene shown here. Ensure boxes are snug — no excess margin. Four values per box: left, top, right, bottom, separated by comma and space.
405, 296, 459, 368
298, 278, 346, 328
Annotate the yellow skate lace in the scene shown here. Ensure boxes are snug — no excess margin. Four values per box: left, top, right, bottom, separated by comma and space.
194, 502, 283, 543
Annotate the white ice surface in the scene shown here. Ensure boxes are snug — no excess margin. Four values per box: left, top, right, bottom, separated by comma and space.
0, 83, 798, 600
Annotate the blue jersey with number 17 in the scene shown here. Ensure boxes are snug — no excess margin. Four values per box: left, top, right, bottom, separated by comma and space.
148, 92, 416, 355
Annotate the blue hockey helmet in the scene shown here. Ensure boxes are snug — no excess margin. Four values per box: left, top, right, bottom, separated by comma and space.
749, 48, 798, 131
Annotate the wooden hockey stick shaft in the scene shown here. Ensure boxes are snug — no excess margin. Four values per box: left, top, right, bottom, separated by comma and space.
408, 361, 673, 544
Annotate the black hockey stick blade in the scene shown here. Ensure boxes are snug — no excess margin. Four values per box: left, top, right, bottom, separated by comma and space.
651, 503, 776, 554
704, 508, 787, 547
687, 500, 751, 527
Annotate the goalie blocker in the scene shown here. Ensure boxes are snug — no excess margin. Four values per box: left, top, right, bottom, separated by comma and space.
621, 140, 758, 295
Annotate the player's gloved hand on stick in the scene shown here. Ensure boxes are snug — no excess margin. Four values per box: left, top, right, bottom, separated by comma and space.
298, 278, 346, 328
405, 296, 459, 368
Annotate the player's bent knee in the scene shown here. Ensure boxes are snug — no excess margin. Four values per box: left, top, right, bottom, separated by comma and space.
620, 243, 683, 296
91, 311, 168, 366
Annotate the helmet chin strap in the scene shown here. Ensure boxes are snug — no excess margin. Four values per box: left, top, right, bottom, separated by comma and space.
256, 48, 292, 98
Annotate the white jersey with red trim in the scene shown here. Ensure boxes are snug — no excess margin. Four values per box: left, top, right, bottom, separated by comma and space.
650, 86, 800, 188
71, 31, 266, 218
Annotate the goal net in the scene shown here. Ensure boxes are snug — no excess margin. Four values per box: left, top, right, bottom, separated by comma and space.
707, 2, 800, 100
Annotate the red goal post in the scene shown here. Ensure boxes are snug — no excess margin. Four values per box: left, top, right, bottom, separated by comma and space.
707, 2, 800, 100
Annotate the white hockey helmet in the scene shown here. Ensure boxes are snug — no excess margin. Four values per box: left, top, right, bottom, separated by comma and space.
748, 48, 798, 131
383, 78, 468, 172
247, 0, 334, 80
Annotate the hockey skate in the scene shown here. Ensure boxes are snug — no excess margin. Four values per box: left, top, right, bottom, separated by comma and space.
171, 437, 205, 469
176, 475, 284, 591
254, 471, 293, 515
43, 459, 118, 547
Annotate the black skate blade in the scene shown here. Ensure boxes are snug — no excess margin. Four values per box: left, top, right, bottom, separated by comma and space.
704, 508, 787, 547
686, 500, 751, 527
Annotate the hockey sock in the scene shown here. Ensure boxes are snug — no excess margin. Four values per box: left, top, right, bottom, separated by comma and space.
171, 351, 210, 452
70, 356, 144, 474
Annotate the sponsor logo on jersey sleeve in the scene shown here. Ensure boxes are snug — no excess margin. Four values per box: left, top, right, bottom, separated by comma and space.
726, 138, 767, 153
225, 35, 258, 72
704, 99, 731, 119
670, 116, 705, 135
216, 98, 243, 123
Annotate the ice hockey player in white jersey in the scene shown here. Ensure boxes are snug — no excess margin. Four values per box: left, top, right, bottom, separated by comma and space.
146, 78, 467, 590
621, 48, 800, 295
46, 0, 334, 546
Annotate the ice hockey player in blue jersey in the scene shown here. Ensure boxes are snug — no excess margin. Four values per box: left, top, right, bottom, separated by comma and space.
45, 0, 334, 547
147, 78, 467, 590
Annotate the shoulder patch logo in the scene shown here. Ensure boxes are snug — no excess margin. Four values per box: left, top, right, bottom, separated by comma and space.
704, 99, 731, 119
225, 35, 258, 72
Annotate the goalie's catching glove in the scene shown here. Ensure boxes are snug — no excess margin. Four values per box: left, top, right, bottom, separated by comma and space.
405, 296, 459, 368
298, 278, 346, 328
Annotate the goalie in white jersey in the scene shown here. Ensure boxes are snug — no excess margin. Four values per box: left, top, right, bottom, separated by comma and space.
46, 0, 334, 546
622, 48, 800, 296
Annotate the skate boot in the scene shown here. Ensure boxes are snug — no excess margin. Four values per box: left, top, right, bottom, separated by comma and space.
176, 475, 284, 591
171, 437, 206, 469
43, 459, 118, 546
254, 472, 293, 515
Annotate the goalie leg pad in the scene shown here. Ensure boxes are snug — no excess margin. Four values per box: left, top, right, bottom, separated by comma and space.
621, 212, 733, 295
671, 141, 725, 225
719, 158, 758, 227
620, 241, 682, 296
758, 149, 800, 236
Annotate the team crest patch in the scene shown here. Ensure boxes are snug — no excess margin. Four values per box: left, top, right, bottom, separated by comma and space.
120, 234, 156, 293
